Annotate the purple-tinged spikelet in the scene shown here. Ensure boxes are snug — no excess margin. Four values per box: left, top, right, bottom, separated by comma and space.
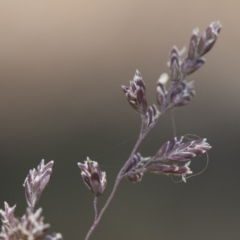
0, 202, 17, 230
169, 46, 181, 84
45, 233, 64, 240
155, 137, 211, 162
182, 21, 221, 76
23, 160, 54, 210
78, 157, 107, 196
170, 81, 195, 106
0, 207, 49, 240
147, 162, 192, 182
122, 70, 148, 115
143, 105, 160, 130
156, 73, 168, 111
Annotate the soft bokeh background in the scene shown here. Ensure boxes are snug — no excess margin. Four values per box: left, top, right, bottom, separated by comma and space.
0, 1, 239, 239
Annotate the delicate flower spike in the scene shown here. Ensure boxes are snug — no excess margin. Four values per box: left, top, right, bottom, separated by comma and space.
143, 105, 160, 130
45, 233, 64, 240
23, 159, 54, 210
182, 22, 221, 76
170, 80, 195, 107
169, 46, 181, 84
155, 137, 212, 162
0, 208, 50, 240
146, 161, 192, 182
0, 202, 17, 229
197, 21, 222, 57
122, 70, 148, 115
78, 157, 107, 196
156, 73, 169, 110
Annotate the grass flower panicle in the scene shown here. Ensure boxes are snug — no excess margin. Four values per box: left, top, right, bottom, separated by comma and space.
0, 21, 221, 240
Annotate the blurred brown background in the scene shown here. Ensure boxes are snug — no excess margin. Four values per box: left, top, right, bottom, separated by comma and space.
0, 1, 239, 239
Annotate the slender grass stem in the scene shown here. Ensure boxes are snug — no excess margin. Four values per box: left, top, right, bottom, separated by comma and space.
93, 197, 98, 221
84, 120, 147, 240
